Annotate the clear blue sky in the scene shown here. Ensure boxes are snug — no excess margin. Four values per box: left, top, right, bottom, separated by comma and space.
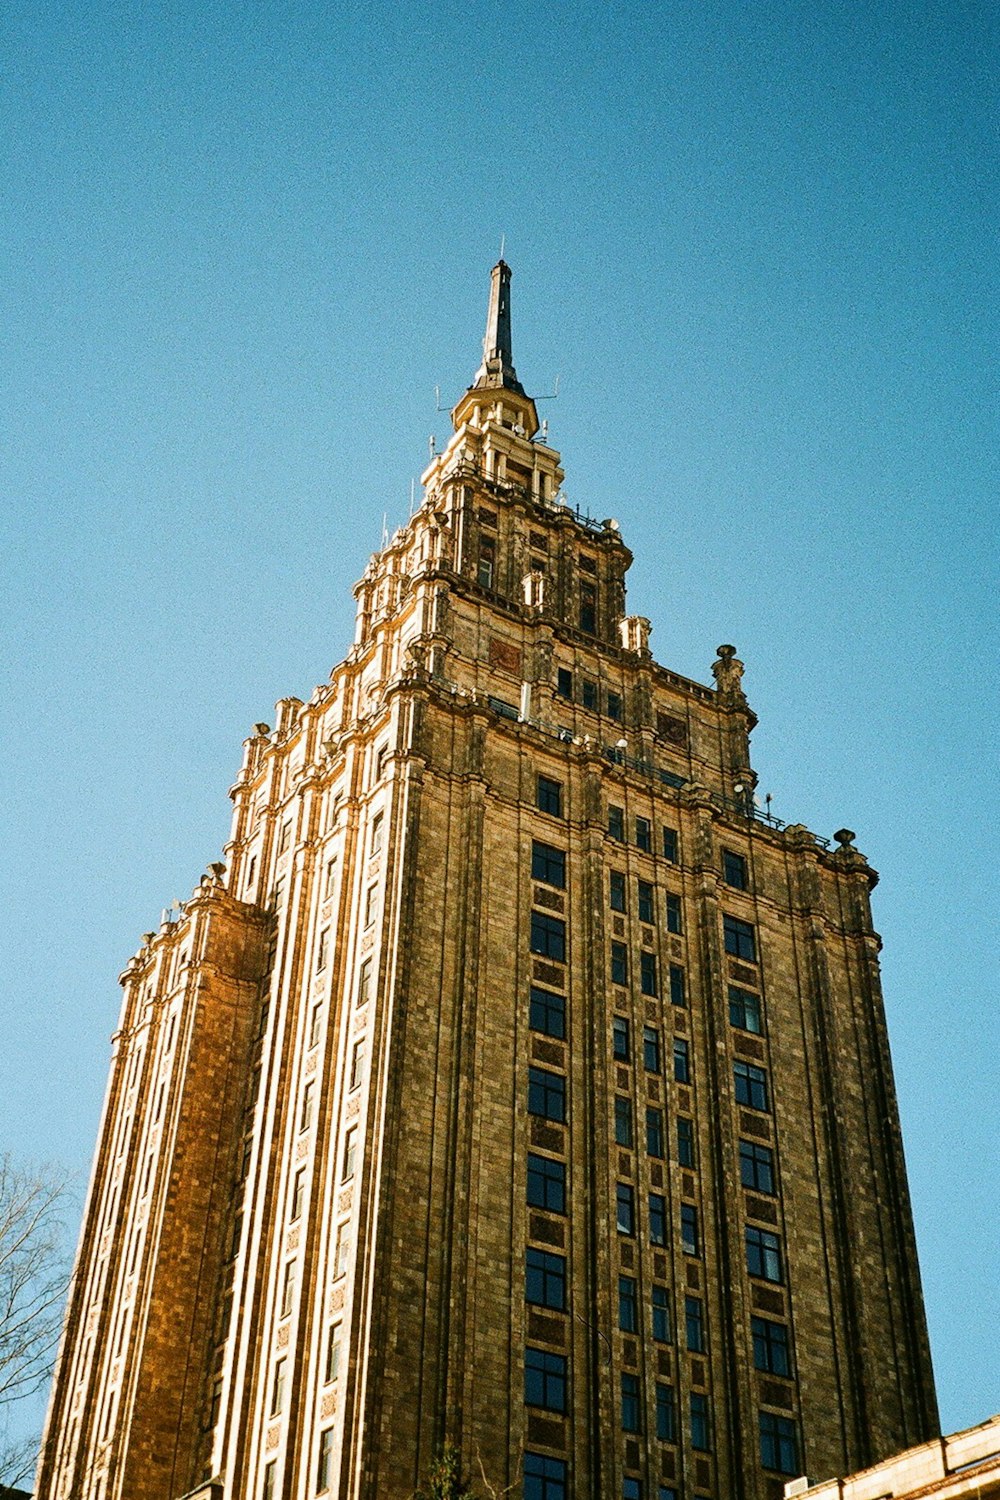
2, 0, 997, 1456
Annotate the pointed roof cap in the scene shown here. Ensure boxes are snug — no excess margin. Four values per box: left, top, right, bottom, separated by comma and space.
470, 259, 526, 396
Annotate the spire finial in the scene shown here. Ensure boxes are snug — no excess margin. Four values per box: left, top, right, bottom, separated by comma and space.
471, 259, 526, 396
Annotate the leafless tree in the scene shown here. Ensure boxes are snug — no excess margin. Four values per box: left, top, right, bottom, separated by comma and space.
0, 1153, 72, 1489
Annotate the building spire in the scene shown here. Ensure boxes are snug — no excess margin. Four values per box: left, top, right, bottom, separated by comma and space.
471, 259, 526, 396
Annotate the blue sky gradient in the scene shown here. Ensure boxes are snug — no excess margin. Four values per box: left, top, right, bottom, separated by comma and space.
2, 0, 997, 1453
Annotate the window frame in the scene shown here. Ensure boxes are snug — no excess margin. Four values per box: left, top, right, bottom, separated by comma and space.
529, 985, 566, 1040
530, 911, 567, 964
723, 913, 757, 962
526, 1248, 567, 1310
536, 775, 563, 818
528, 1066, 566, 1124
527, 1152, 566, 1215
531, 840, 566, 889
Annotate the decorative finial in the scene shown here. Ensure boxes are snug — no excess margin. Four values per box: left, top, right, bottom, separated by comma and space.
471, 260, 526, 396
833, 828, 856, 850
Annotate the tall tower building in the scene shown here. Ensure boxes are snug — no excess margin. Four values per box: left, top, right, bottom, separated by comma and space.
38, 263, 938, 1500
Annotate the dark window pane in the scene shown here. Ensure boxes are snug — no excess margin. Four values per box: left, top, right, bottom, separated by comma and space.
673, 1039, 690, 1084
607, 691, 623, 722
646, 1107, 664, 1159
739, 1140, 774, 1194
656, 1383, 676, 1442
759, 1413, 798, 1474
621, 1373, 641, 1433
734, 1061, 769, 1111
528, 1067, 566, 1123
752, 1316, 791, 1376
527, 1153, 566, 1214
723, 850, 748, 889
729, 985, 763, 1034
524, 1451, 567, 1500
635, 817, 651, 852
685, 1296, 704, 1352
619, 1275, 638, 1332
723, 914, 756, 961
526, 1249, 566, 1310
525, 1347, 568, 1412
662, 827, 678, 862
665, 894, 682, 934
615, 1096, 633, 1147
651, 1285, 671, 1342
612, 1015, 630, 1061
677, 1117, 695, 1168
680, 1203, 699, 1257
609, 870, 627, 912
537, 776, 563, 817
691, 1392, 710, 1450
643, 1026, 661, 1073
637, 879, 654, 923
616, 1182, 635, 1235
531, 912, 566, 963
649, 1193, 666, 1246
532, 841, 566, 888
556, 668, 573, 700
640, 952, 658, 997
746, 1226, 784, 1283
669, 965, 685, 1008
611, 942, 628, 987
608, 805, 625, 841
530, 986, 565, 1040
582, 679, 598, 710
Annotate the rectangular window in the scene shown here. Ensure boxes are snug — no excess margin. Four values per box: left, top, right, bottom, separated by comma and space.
523, 1452, 567, 1500
729, 984, 763, 1034
746, 1226, 784, 1283
609, 870, 627, 912
685, 1296, 705, 1352
611, 942, 628, 987
669, 964, 686, 1008
740, 1140, 775, 1194
608, 804, 625, 841
527, 1153, 566, 1214
263, 1461, 276, 1500
537, 775, 563, 817
271, 1358, 286, 1415
724, 913, 757, 961
607, 690, 623, 722
309, 1002, 323, 1049
656, 1383, 676, 1442
349, 1037, 365, 1089
366, 883, 382, 928
672, 1038, 690, 1084
370, 809, 384, 852
299, 1081, 315, 1133
635, 816, 651, 852
618, 1274, 638, 1332
582, 678, 598, 711
646, 1106, 664, 1159
323, 857, 337, 900
342, 1126, 357, 1182
530, 911, 566, 963
280, 1260, 296, 1317
291, 1168, 306, 1222
734, 1061, 769, 1111
637, 879, 654, 923
640, 951, 657, 998
623, 1480, 641, 1500
614, 1096, 633, 1147
752, 1317, 791, 1376
616, 1182, 635, 1235
316, 1426, 334, 1493
324, 1322, 341, 1383
556, 668, 574, 700
530, 986, 566, 1040
621, 1373, 641, 1434
643, 1025, 661, 1074
580, 582, 597, 634
528, 1066, 566, 1123
478, 536, 495, 588
723, 849, 748, 889
532, 840, 566, 888
526, 1248, 566, 1310
760, 1412, 798, 1475
662, 827, 678, 863
334, 1222, 348, 1278
525, 1347, 568, 1412
358, 957, 373, 1007
680, 1203, 699, 1257
665, 893, 682, 934
613, 1015, 630, 1061
649, 1192, 666, 1246
277, 820, 292, 856
651, 1285, 671, 1342
316, 928, 329, 971
691, 1392, 710, 1451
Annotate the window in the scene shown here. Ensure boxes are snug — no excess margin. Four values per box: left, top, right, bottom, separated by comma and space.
640, 952, 658, 998
316, 928, 329, 971
526, 1248, 566, 1310
582, 678, 598, 710
611, 942, 628, 987
659, 1490, 679, 1500
278, 820, 292, 856
299, 1081, 315, 1133
651, 1285, 671, 1342
623, 1481, 641, 1500
309, 1002, 323, 1049
643, 1026, 661, 1074
271, 1358, 286, 1415
746, 1226, 784, 1283
685, 1296, 705, 1351
616, 1182, 635, 1235
537, 776, 563, 817
740, 1140, 775, 1194
532, 840, 566, 888
478, 536, 495, 587
723, 849, 748, 889
280, 1260, 296, 1317
618, 1274, 638, 1332
334, 1222, 349, 1277
614, 1096, 633, 1147
729, 985, 763, 1034
680, 1203, 699, 1256
734, 1061, 769, 1111
662, 827, 678, 862
665, 894, 682, 934
291, 1168, 306, 1222
752, 1317, 791, 1376
530, 986, 565, 1040
527, 1153, 566, 1214
672, 1038, 690, 1084
342, 1126, 357, 1182
635, 816, 651, 852
324, 1322, 342, 1383
364, 884, 378, 927
350, 1037, 365, 1089
669, 965, 686, 1008
724, 914, 757, 961
556, 668, 573, 700
621, 1373, 641, 1433
263, 1461, 277, 1500
323, 857, 337, 900
358, 957, 372, 1007
656, 1383, 676, 1442
530, 912, 566, 963
760, 1412, 798, 1475
528, 1067, 566, 1123
613, 1015, 630, 1060
607, 690, 623, 722
525, 1347, 567, 1412
580, 582, 597, 634
646, 1106, 664, 1158
609, 870, 627, 912
690, 1392, 710, 1451
637, 879, 654, 923
608, 804, 625, 841
316, 1426, 334, 1493
523, 1452, 566, 1500
649, 1193, 666, 1245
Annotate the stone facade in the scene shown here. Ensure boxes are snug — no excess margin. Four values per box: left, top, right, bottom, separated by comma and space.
37, 263, 938, 1500
785, 1414, 1000, 1499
